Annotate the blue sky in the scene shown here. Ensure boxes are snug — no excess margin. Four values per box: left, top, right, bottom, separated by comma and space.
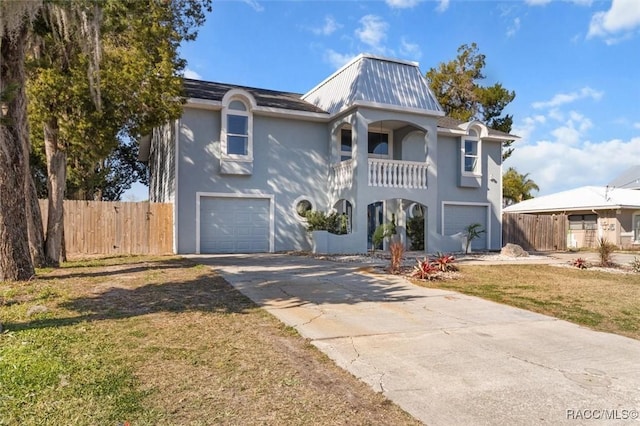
124, 0, 640, 200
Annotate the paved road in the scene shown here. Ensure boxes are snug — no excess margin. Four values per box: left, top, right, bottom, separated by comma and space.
190, 254, 640, 425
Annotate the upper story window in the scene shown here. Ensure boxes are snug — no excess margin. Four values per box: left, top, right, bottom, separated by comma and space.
462, 129, 481, 175
368, 131, 390, 158
222, 97, 252, 159
338, 127, 392, 161
341, 128, 352, 161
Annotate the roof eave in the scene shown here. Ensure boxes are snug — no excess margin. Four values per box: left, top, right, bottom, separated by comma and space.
351, 100, 444, 117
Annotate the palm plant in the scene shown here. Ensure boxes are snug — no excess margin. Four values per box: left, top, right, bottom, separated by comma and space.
464, 223, 485, 254
503, 167, 540, 206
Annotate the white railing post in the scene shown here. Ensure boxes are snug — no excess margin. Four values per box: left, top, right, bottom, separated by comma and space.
367, 158, 427, 189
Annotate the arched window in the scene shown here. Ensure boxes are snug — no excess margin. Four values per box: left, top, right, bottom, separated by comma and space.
222, 95, 253, 160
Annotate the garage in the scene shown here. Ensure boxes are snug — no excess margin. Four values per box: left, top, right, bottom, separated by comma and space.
443, 203, 488, 250
199, 196, 271, 253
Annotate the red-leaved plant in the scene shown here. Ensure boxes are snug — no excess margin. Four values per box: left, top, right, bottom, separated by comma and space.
412, 257, 439, 280
572, 257, 588, 269
433, 252, 457, 272
389, 241, 405, 274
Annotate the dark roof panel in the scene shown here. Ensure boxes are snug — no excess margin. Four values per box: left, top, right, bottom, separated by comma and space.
183, 79, 328, 114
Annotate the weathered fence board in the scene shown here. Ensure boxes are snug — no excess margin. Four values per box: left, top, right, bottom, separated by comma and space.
39, 200, 173, 256
503, 213, 567, 252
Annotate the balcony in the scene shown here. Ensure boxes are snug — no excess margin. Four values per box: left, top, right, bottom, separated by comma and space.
331, 158, 428, 190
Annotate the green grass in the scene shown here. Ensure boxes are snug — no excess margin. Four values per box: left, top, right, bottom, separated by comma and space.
0, 325, 153, 425
1, 256, 419, 426
414, 264, 640, 340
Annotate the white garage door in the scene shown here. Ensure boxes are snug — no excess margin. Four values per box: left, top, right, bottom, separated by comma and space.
443, 204, 488, 250
200, 197, 270, 253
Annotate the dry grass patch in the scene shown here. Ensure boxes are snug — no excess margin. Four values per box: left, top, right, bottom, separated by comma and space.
412, 264, 640, 340
1, 256, 419, 425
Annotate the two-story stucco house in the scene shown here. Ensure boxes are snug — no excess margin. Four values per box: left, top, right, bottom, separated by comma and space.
140, 54, 516, 254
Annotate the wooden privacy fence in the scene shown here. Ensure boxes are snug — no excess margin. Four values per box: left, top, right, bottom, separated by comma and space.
39, 200, 173, 256
502, 213, 567, 252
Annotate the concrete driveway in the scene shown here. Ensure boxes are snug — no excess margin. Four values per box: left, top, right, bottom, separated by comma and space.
190, 254, 640, 425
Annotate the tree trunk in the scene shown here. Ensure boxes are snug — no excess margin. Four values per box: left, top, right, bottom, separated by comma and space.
27, 173, 46, 267
0, 27, 36, 280
44, 117, 66, 267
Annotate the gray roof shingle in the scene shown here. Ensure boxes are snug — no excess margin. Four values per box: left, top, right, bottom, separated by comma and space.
183, 79, 328, 114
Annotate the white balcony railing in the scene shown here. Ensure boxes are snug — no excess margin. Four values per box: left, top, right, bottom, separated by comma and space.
368, 158, 428, 189
332, 158, 428, 189
331, 159, 354, 189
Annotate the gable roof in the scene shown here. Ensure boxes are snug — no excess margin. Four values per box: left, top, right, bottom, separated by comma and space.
183, 79, 328, 114
436, 116, 517, 140
608, 165, 640, 189
503, 186, 640, 213
302, 54, 443, 116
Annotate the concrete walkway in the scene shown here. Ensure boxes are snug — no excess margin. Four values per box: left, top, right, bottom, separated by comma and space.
190, 254, 640, 425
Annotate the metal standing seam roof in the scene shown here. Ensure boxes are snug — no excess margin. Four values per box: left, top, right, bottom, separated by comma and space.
302, 54, 444, 115
503, 186, 640, 213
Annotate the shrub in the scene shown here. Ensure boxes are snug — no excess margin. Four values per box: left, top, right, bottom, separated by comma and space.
388, 241, 405, 274
572, 257, 589, 269
304, 210, 347, 234
597, 237, 616, 267
433, 252, 457, 272
406, 216, 424, 251
412, 257, 439, 280
630, 257, 640, 273
371, 215, 397, 252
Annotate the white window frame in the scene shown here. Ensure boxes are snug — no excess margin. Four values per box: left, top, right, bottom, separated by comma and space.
221, 94, 253, 161
633, 212, 640, 243
461, 128, 481, 176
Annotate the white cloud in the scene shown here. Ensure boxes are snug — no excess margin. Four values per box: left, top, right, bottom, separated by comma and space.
511, 115, 546, 142
526, 0, 591, 6
435, 0, 450, 13
355, 15, 388, 52
399, 37, 422, 59
570, 0, 593, 5
323, 49, 356, 69
507, 17, 521, 37
385, 0, 421, 8
532, 87, 603, 109
634, 122, 640, 129
242, 0, 264, 12
311, 16, 341, 36
588, 0, 640, 39
506, 136, 640, 195
183, 68, 202, 80
545, 111, 592, 145
524, 0, 552, 5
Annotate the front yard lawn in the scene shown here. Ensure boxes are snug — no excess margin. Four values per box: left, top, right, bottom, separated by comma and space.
0, 256, 419, 425
414, 264, 640, 340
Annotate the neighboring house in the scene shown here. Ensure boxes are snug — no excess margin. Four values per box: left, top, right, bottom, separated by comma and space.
503, 186, 640, 249
140, 54, 516, 254
609, 165, 640, 190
